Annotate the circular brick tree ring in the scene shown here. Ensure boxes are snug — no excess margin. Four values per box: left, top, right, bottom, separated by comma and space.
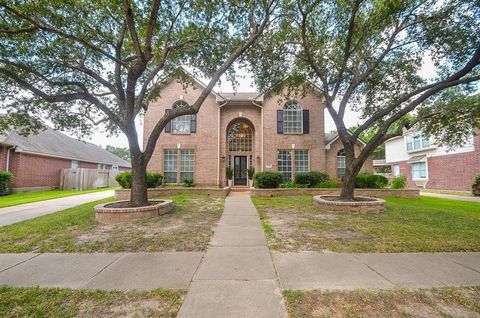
313, 195, 385, 213
94, 200, 173, 224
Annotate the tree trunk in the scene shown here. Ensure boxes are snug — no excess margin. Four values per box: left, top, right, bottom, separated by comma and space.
129, 150, 149, 206
339, 143, 360, 201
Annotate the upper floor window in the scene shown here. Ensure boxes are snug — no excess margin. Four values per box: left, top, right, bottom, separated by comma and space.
406, 132, 432, 151
337, 149, 346, 178
228, 121, 252, 152
283, 100, 303, 133
171, 101, 191, 134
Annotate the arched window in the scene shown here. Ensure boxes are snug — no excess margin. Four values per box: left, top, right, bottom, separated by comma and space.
283, 100, 303, 133
337, 149, 346, 178
228, 121, 252, 152
171, 101, 191, 133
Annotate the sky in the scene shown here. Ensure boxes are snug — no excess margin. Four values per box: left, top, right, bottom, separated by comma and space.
64, 60, 439, 150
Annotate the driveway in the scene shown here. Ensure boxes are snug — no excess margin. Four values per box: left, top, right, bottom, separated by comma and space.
0, 190, 114, 226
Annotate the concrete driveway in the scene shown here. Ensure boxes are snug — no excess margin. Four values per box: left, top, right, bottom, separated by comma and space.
0, 190, 114, 226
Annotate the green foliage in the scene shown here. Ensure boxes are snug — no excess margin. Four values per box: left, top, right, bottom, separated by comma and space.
115, 172, 132, 189
472, 176, 480, 197
315, 180, 339, 188
295, 171, 330, 188
279, 181, 308, 188
355, 173, 389, 189
182, 178, 196, 188
115, 172, 162, 189
0, 171, 12, 195
146, 173, 163, 188
226, 167, 233, 180
391, 176, 407, 189
248, 167, 255, 179
254, 172, 283, 189
105, 145, 130, 162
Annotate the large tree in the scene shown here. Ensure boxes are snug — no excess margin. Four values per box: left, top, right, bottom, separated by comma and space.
0, 0, 277, 205
246, 0, 480, 200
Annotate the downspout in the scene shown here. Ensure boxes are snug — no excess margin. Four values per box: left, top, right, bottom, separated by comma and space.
6, 146, 16, 171
217, 100, 228, 187
252, 101, 263, 171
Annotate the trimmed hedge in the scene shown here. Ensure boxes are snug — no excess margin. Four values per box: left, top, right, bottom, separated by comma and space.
115, 171, 163, 189
0, 171, 12, 195
355, 173, 389, 189
295, 171, 330, 188
472, 175, 480, 196
254, 172, 283, 189
391, 176, 407, 189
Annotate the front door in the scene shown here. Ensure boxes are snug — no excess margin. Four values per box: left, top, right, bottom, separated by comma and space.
234, 156, 247, 185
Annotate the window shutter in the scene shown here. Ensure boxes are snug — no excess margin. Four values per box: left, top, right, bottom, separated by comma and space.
165, 109, 172, 133
277, 110, 283, 134
302, 110, 309, 134
190, 114, 197, 133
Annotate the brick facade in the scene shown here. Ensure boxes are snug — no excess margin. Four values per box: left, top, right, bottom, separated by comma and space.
390, 134, 480, 191
325, 138, 373, 180
145, 79, 374, 186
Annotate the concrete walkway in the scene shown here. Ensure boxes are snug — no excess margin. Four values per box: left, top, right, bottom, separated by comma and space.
420, 191, 480, 203
0, 190, 114, 226
177, 192, 288, 318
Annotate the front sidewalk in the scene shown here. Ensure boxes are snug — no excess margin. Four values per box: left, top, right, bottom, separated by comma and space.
0, 190, 114, 226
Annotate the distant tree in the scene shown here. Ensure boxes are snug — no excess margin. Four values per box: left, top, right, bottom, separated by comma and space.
0, 0, 277, 206
106, 145, 130, 162
246, 0, 480, 200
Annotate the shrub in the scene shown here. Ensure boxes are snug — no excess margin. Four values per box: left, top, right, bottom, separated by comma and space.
248, 167, 255, 179
391, 176, 407, 189
279, 181, 308, 188
355, 173, 389, 189
315, 180, 339, 188
254, 172, 283, 189
182, 178, 196, 187
115, 171, 163, 189
295, 171, 330, 188
226, 167, 233, 180
472, 175, 480, 196
146, 172, 163, 188
0, 171, 12, 195
115, 171, 132, 189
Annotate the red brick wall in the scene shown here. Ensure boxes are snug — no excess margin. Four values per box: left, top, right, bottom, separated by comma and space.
0, 146, 7, 170
325, 138, 374, 180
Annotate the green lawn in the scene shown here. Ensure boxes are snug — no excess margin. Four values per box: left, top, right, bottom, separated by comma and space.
252, 195, 480, 253
0, 285, 184, 318
0, 187, 118, 208
283, 286, 480, 318
0, 194, 224, 253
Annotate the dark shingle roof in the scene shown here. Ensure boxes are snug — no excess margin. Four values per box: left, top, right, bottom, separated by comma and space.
324, 133, 338, 144
1, 127, 131, 168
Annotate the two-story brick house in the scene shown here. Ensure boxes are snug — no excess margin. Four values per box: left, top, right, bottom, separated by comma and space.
144, 77, 373, 187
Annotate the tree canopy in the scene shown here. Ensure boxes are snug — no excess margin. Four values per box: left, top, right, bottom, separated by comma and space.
106, 145, 130, 162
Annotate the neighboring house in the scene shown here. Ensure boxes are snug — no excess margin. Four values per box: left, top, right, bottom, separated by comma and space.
385, 130, 480, 191
0, 127, 131, 192
144, 77, 373, 187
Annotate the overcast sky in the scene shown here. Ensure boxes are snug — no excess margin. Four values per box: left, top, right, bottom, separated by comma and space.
66, 59, 438, 150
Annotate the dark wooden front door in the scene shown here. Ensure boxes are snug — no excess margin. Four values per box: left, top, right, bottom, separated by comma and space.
234, 156, 247, 185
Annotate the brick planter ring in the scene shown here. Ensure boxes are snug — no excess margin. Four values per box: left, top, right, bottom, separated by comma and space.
94, 200, 173, 224
313, 195, 385, 213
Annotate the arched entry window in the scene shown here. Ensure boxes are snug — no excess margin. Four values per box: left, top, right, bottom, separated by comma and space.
171, 100, 190, 133
228, 121, 252, 152
337, 149, 346, 178
283, 100, 303, 133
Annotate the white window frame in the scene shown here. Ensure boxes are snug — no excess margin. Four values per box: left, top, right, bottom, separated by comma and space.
411, 161, 428, 180
337, 149, 346, 179
71, 160, 79, 169
405, 132, 433, 152
283, 100, 303, 134
180, 149, 195, 182
294, 149, 309, 173
163, 149, 178, 183
277, 150, 292, 182
171, 101, 191, 134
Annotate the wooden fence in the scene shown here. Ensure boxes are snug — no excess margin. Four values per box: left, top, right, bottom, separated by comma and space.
60, 168, 119, 190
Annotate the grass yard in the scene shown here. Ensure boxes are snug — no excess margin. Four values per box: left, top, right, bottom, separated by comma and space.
0, 285, 184, 318
252, 196, 480, 253
283, 286, 480, 318
0, 194, 224, 253
0, 187, 118, 208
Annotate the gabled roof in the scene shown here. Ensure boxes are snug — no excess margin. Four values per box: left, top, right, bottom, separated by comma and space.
325, 132, 367, 147
1, 126, 131, 167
